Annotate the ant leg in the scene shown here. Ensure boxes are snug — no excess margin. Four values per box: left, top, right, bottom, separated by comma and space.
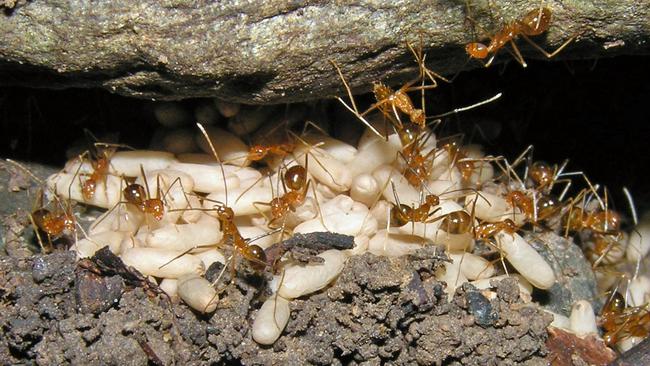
507, 40, 528, 68
520, 33, 578, 60
329, 60, 386, 140
252, 201, 273, 226
27, 213, 47, 252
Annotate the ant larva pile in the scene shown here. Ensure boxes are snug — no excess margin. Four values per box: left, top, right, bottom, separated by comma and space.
22, 10, 648, 359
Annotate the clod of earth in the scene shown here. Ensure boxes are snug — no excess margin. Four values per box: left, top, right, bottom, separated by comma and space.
0, 247, 557, 364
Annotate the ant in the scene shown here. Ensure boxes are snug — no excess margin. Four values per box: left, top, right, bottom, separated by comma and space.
473, 218, 518, 240
6, 159, 78, 252
438, 139, 500, 184
80, 146, 114, 201
254, 161, 311, 229
75, 130, 132, 201
121, 169, 166, 221
465, 4, 578, 68
196, 123, 268, 272
600, 284, 650, 347
330, 39, 445, 138
244, 142, 295, 166
94, 165, 188, 230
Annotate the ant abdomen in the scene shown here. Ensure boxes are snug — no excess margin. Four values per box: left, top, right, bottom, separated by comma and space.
284, 166, 307, 191
519, 7, 552, 36
247, 244, 267, 270
440, 211, 472, 235
390, 204, 413, 227
123, 184, 146, 206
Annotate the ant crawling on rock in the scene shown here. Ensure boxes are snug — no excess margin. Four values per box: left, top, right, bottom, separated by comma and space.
464, 2, 579, 68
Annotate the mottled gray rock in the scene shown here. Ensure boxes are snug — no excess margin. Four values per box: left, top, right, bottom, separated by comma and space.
1, 0, 649, 103
526, 231, 600, 316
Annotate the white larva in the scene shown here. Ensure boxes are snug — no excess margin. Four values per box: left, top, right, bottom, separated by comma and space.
626, 213, 650, 264
48, 172, 122, 209
302, 132, 358, 164
293, 143, 352, 192
352, 131, 401, 175
145, 215, 223, 253
278, 250, 347, 299
252, 295, 291, 345
120, 248, 205, 279
204, 186, 274, 217
495, 231, 556, 289
465, 191, 525, 225
293, 211, 378, 238
177, 274, 219, 313
109, 150, 177, 177
159, 278, 179, 300
89, 203, 144, 236
544, 310, 571, 330
449, 252, 495, 280
168, 162, 240, 193
350, 173, 380, 207
196, 126, 250, 167
435, 259, 468, 299
626, 275, 650, 307
368, 230, 425, 257
569, 300, 598, 338
196, 250, 226, 269
72, 231, 127, 259
372, 165, 421, 207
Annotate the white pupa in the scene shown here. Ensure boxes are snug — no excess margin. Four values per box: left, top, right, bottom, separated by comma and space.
252, 295, 291, 345
277, 250, 347, 299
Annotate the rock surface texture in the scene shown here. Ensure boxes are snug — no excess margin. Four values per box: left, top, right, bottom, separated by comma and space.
1, 0, 649, 103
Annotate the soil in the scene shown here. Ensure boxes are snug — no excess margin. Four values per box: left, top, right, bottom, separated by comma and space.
0, 244, 556, 365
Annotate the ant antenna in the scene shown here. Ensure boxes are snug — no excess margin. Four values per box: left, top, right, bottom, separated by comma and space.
622, 187, 638, 226
429, 93, 502, 119
197, 123, 229, 207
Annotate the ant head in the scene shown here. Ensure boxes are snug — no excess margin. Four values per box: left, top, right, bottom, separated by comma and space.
30, 208, 52, 234
503, 218, 517, 232
410, 110, 425, 127
144, 199, 165, 221
592, 210, 622, 233
425, 195, 440, 207
81, 179, 97, 200
465, 42, 489, 59
284, 165, 306, 191
249, 145, 267, 161
372, 82, 392, 100
123, 184, 146, 206
529, 161, 554, 188
216, 205, 235, 221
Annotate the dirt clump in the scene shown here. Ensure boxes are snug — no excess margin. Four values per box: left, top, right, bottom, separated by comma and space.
0, 247, 553, 364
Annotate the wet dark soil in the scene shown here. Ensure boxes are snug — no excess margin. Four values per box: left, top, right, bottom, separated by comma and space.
0, 246, 555, 365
